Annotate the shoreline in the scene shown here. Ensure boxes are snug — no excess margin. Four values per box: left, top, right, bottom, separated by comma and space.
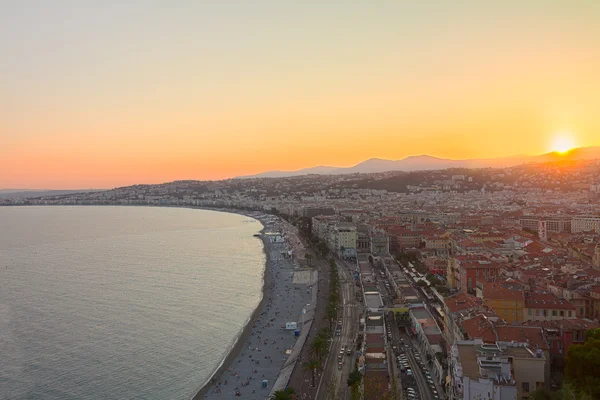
3, 204, 302, 399
191, 221, 273, 399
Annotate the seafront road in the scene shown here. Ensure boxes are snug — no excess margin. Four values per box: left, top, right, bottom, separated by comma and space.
314, 259, 359, 400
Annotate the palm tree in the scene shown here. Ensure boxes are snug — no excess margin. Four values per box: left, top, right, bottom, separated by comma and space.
270, 387, 297, 400
303, 359, 320, 387
310, 336, 328, 361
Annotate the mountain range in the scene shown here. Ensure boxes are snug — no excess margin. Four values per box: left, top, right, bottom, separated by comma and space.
238, 146, 600, 179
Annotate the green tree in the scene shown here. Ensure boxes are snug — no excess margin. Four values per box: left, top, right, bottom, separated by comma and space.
383, 375, 402, 400
303, 359, 320, 387
269, 386, 297, 400
310, 336, 328, 362
326, 378, 339, 400
565, 328, 600, 399
327, 303, 337, 329
347, 370, 362, 387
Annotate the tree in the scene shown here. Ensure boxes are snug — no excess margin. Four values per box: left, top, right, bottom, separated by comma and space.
565, 328, 600, 399
364, 377, 384, 400
270, 387, 297, 400
303, 359, 320, 387
383, 375, 402, 400
347, 370, 362, 387
327, 303, 338, 329
532, 383, 594, 400
326, 378, 339, 400
310, 336, 328, 362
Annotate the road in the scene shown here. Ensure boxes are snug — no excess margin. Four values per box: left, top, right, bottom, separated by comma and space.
315, 258, 359, 400
284, 225, 331, 399
372, 261, 437, 400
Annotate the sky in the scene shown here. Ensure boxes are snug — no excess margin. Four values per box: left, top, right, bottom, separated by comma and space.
2, 1, 600, 189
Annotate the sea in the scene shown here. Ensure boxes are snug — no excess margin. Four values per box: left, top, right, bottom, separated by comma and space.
0, 206, 265, 400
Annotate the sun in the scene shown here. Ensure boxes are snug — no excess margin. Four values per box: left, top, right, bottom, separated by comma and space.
550, 135, 576, 154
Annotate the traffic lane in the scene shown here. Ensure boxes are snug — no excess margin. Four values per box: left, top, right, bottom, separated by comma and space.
400, 333, 433, 400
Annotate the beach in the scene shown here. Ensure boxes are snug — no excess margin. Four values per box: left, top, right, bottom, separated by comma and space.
193, 213, 315, 400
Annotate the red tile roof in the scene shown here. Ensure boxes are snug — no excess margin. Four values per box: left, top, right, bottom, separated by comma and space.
524, 292, 575, 310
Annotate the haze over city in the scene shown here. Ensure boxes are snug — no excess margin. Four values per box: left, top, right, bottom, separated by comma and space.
2, 1, 600, 189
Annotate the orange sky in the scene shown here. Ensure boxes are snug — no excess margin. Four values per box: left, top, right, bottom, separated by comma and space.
2, 2, 600, 189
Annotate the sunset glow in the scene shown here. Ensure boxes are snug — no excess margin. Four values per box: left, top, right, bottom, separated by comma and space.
2, 2, 600, 189
551, 135, 577, 154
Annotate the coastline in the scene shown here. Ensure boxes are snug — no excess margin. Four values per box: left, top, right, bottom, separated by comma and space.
191, 221, 272, 399
3, 204, 305, 400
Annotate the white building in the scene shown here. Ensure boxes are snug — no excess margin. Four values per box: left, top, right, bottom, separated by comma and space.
329, 222, 357, 257
449, 340, 517, 400
572, 216, 600, 233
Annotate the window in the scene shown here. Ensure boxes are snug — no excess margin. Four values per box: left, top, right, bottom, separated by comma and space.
522, 382, 530, 393
560, 311, 564, 317
543, 310, 548, 317
536, 310, 540, 316
504, 301, 508, 306
552, 310, 557, 317
528, 309, 532, 316
579, 308, 583, 315
512, 310, 515, 315
570, 311, 573, 317
504, 310, 508, 316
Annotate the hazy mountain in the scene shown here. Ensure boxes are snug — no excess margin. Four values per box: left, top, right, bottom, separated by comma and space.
238, 146, 600, 178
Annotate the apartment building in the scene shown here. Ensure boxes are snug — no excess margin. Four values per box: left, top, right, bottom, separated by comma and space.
479, 282, 526, 324
458, 259, 501, 294
329, 222, 357, 257
524, 292, 576, 321
449, 339, 547, 400
519, 216, 572, 233
571, 216, 600, 233
523, 318, 600, 369
410, 306, 445, 385
449, 340, 518, 400
311, 215, 335, 240
370, 228, 390, 255
356, 224, 370, 253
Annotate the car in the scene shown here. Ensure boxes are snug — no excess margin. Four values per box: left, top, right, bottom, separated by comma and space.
425, 371, 431, 377
406, 369, 412, 376
338, 362, 343, 370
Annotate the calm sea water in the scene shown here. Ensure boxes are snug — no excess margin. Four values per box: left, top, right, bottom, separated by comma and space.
0, 206, 265, 400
